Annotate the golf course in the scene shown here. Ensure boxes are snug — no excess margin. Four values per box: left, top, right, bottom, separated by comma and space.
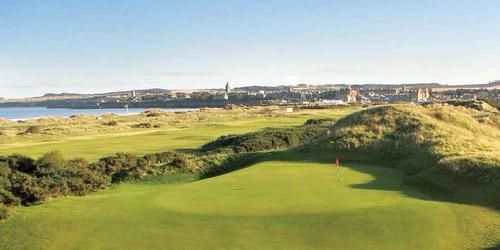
4, 1, 500, 248
2, 152, 498, 249
1, 105, 499, 249
0, 107, 356, 160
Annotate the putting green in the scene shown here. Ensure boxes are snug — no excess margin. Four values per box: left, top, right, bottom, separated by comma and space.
1, 157, 498, 249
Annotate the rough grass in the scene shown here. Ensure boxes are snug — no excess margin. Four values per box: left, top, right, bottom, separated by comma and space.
306, 103, 500, 208
0, 107, 358, 140
1, 152, 498, 249
0, 107, 358, 161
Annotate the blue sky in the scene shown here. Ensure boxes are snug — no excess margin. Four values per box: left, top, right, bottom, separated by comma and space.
1, 0, 499, 98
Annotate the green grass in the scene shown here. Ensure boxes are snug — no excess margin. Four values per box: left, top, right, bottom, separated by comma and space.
1, 106, 499, 249
1, 152, 498, 249
306, 104, 500, 209
0, 112, 346, 161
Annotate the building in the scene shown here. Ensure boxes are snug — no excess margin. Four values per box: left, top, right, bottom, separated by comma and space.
338, 86, 359, 103
190, 91, 211, 100
224, 82, 230, 100
321, 99, 345, 105
175, 92, 190, 100
410, 88, 430, 102
212, 93, 228, 100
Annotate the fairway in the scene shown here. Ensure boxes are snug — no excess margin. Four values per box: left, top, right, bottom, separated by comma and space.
0, 109, 355, 161
1, 153, 497, 249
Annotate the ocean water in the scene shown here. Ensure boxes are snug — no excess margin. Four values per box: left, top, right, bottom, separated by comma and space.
0, 107, 198, 120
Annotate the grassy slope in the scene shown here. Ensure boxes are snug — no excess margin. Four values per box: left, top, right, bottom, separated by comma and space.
318, 104, 500, 161
0, 108, 355, 161
1, 152, 498, 249
307, 104, 500, 208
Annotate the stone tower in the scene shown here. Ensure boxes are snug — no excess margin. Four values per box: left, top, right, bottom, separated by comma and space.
224, 82, 230, 100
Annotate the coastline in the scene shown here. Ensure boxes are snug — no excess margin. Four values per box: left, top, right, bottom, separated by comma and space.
0, 107, 199, 121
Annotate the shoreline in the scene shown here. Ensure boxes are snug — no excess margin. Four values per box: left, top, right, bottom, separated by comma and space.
0, 107, 199, 121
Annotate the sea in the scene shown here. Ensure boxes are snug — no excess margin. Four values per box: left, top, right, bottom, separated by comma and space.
0, 107, 198, 120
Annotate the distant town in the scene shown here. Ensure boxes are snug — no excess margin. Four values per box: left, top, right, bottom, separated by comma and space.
1, 81, 499, 109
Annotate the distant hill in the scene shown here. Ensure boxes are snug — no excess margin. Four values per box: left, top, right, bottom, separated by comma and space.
42, 93, 84, 97
431, 81, 500, 91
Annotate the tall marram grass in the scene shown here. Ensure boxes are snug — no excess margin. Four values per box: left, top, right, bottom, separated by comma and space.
305, 102, 500, 208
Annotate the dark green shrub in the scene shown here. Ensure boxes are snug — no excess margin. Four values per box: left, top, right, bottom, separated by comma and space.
0, 163, 20, 206
90, 153, 146, 183
131, 122, 152, 128
0, 148, 215, 219
171, 155, 189, 168
10, 172, 48, 205
35, 151, 66, 176
63, 160, 109, 194
143, 154, 158, 164
25, 126, 41, 134
202, 125, 326, 153
0, 204, 9, 220
1, 154, 36, 173
148, 151, 175, 163
0, 162, 12, 177
304, 118, 336, 125
38, 175, 70, 197
0, 188, 20, 206
103, 121, 118, 126
91, 153, 137, 176
143, 110, 168, 117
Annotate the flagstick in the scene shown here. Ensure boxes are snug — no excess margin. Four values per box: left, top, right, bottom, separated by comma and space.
337, 166, 340, 182
336, 158, 340, 182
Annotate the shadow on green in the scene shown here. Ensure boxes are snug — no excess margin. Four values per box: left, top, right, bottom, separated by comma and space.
200, 150, 500, 212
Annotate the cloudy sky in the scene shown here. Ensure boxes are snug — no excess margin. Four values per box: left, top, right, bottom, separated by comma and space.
1, 0, 499, 98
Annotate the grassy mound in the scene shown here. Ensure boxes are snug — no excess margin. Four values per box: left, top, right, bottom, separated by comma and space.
306, 103, 500, 208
